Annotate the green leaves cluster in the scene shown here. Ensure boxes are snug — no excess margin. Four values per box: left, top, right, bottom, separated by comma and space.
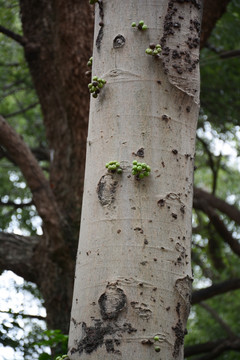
89, 0, 98, 4
88, 76, 106, 98
132, 160, 151, 179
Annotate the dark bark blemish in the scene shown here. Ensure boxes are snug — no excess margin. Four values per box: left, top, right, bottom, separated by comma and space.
98, 284, 127, 320
96, 27, 104, 50
130, 301, 152, 319
172, 213, 177, 219
105, 339, 115, 352
162, 114, 170, 122
70, 317, 133, 356
133, 147, 144, 157
172, 149, 178, 155
97, 174, 118, 206
70, 320, 112, 355
142, 339, 154, 345
172, 319, 185, 357
158, 199, 165, 207
134, 227, 143, 234
113, 34, 126, 48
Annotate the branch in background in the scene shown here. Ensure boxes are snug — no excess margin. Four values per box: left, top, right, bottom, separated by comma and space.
0, 25, 26, 46
200, 0, 231, 49
200, 302, 235, 338
0, 62, 20, 67
0, 309, 46, 321
185, 337, 240, 359
0, 115, 64, 252
196, 136, 221, 195
0, 145, 50, 163
192, 278, 240, 305
191, 250, 215, 280
194, 188, 240, 226
0, 232, 40, 283
219, 49, 240, 59
2, 102, 39, 119
0, 199, 33, 208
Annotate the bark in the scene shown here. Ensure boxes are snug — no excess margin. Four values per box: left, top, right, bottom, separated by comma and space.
69, 1, 200, 359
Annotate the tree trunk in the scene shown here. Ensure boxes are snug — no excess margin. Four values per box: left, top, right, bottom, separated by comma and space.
18, 0, 94, 332
69, 0, 201, 359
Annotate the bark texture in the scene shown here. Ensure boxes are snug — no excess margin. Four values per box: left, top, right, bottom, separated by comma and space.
69, 1, 200, 359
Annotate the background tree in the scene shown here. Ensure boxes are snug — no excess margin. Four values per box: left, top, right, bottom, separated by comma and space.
0, 0, 239, 359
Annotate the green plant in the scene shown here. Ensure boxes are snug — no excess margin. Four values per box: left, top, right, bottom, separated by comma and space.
105, 161, 123, 174
132, 160, 151, 179
131, 20, 148, 30
89, 0, 98, 4
145, 43, 162, 56
88, 76, 106, 98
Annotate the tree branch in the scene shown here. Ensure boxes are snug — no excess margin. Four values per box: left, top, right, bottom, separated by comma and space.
201, 0, 231, 49
0, 25, 26, 46
0, 115, 65, 251
0, 309, 46, 321
0, 199, 33, 208
0, 232, 40, 283
200, 302, 235, 338
192, 278, 240, 305
194, 188, 240, 226
3, 102, 39, 119
185, 337, 240, 359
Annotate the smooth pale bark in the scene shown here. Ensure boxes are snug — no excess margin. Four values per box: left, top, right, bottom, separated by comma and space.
69, 1, 200, 359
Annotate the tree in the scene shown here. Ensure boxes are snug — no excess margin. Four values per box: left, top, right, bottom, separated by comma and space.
0, 0, 240, 359
68, 0, 201, 359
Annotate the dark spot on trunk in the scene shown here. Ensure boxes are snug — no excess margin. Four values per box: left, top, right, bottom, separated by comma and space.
158, 199, 165, 207
105, 339, 115, 352
141, 339, 154, 345
97, 174, 118, 206
172, 149, 178, 154
96, 26, 104, 50
172, 319, 185, 357
98, 285, 127, 320
133, 147, 144, 157
113, 34, 126, 48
